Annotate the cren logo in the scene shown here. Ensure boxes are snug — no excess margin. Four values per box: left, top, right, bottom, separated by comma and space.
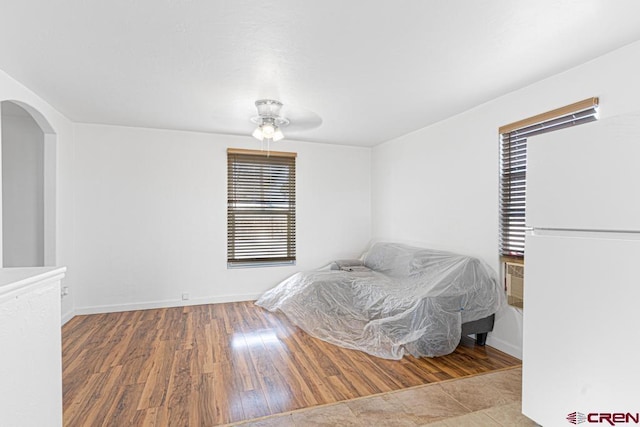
568, 412, 640, 425
568, 412, 587, 424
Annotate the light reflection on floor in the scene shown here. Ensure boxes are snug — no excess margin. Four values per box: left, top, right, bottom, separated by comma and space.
231, 330, 283, 350
229, 329, 296, 417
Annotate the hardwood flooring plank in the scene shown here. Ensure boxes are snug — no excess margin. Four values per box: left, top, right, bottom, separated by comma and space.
244, 341, 297, 415
325, 374, 358, 401
192, 321, 215, 375
189, 374, 214, 427
239, 389, 271, 420
97, 321, 135, 373
342, 349, 406, 391
62, 348, 91, 403
136, 406, 166, 427
75, 365, 124, 426
319, 340, 385, 396
64, 365, 123, 427
165, 348, 193, 426
63, 371, 107, 425
103, 383, 146, 427
289, 350, 338, 405
292, 331, 342, 377
266, 342, 319, 407
228, 333, 258, 392
179, 311, 195, 350
219, 303, 235, 335
246, 331, 318, 409
137, 340, 177, 410
396, 357, 452, 383
209, 318, 228, 364
215, 362, 245, 423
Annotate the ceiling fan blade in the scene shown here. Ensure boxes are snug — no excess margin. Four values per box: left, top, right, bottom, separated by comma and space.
280, 105, 323, 132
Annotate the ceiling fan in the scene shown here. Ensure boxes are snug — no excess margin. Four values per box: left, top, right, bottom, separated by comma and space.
249, 99, 322, 147
250, 99, 289, 143
209, 98, 322, 146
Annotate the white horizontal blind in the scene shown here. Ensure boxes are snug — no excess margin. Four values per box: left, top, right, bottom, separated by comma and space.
227, 149, 296, 265
499, 100, 598, 258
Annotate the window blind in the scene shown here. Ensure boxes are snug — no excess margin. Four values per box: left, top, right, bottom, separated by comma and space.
499, 97, 599, 258
227, 148, 296, 266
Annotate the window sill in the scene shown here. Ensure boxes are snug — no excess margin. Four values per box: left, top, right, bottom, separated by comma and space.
227, 261, 296, 269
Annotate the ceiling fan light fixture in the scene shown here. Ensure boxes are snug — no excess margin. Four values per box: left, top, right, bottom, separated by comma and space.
252, 126, 264, 141
272, 128, 284, 142
261, 122, 276, 139
250, 99, 289, 147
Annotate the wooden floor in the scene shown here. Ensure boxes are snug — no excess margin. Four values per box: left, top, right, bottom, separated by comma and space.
62, 301, 521, 426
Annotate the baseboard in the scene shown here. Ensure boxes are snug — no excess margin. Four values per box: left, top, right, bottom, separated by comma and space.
486, 335, 522, 360
61, 309, 75, 325
74, 293, 263, 316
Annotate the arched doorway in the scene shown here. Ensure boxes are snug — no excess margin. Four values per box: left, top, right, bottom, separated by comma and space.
1, 100, 57, 267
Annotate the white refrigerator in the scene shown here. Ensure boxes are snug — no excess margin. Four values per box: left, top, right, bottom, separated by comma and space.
522, 114, 640, 426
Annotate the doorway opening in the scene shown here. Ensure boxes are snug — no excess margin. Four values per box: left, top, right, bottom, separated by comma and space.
1, 100, 57, 267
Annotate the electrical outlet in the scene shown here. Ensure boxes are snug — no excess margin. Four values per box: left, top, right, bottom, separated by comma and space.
61, 286, 69, 297
182, 292, 190, 300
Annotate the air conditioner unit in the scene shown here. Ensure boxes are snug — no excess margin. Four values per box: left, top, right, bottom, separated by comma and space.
505, 261, 524, 309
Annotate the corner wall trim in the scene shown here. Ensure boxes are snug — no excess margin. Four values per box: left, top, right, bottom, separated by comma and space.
486, 336, 522, 360
61, 309, 75, 325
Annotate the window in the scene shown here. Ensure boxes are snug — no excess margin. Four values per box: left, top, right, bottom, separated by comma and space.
499, 97, 599, 259
227, 148, 296, 266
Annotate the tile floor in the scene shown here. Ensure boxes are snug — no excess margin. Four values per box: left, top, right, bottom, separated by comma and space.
227, 367, 537, 426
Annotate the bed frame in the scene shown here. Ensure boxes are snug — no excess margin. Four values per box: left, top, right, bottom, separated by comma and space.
461, 314, 495, 346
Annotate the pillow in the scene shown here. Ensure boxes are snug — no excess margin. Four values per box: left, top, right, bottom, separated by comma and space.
335, 259, 364, 269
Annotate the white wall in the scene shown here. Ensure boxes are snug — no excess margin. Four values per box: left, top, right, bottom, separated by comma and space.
73, 124, 371, 313
0, 70, 76, 322
372, 39, 640, 359
2, 105, 45, 267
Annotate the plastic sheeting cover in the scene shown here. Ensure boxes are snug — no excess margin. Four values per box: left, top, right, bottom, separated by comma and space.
256, 242, 504, 359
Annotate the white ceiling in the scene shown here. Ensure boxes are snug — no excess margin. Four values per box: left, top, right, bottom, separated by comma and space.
2, 1, 640, 147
